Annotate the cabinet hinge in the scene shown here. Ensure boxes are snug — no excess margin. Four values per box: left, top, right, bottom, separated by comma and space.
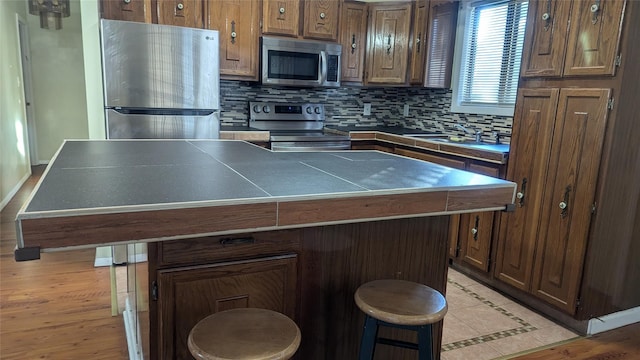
591, 202, 597, 215
151, 280, 158, 301
607, 98, 615, 110
259, 19, 263, 30
575, 297, 581, 309
615, 54, 622, 67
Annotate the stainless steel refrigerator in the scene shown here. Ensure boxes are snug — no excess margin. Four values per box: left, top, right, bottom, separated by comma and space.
100, 19, 220, 139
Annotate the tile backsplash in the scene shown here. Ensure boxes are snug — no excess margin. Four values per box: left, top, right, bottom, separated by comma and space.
220, 80, 512, 143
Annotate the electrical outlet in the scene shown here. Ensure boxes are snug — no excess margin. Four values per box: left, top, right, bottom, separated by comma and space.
403, 104, 410, 117
363, 103, 371, 116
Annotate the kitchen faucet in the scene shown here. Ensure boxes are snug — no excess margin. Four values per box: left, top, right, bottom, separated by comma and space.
454, 124, 483, 143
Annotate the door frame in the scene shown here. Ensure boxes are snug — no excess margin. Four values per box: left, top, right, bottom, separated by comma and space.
16, 14, 38, 165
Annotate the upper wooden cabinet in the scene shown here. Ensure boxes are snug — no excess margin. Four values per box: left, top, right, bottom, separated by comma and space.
409, 0, 429, 84
365, 2, 413, 85
263, 0, 341, 40
303, 0, 341, 40
262, 0, 300, 36
423, 0, 457, 88
209, 0, 261, 80
101, 0, 151, 22
339, 1, 368, 83
521, 0, 625, 78
157, 0, 205, 28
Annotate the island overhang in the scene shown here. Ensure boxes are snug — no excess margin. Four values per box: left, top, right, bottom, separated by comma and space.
15, 139, 516, 260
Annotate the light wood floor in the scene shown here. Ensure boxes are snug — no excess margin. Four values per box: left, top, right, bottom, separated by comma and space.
1, 166, 638, 359
0, 166, 128, 359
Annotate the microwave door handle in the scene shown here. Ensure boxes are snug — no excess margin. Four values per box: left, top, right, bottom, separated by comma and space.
320, 51, 328, 85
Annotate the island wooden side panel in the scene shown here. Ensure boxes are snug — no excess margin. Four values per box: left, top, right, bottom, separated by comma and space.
298, 216, 450, 359
148, 216, 451, 360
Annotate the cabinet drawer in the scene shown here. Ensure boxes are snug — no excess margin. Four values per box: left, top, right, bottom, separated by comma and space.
156, 229, 301, 268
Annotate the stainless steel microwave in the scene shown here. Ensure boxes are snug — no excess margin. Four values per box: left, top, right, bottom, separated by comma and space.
261, 36, 341, 87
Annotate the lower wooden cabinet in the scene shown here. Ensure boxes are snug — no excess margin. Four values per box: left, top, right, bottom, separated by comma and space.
156, 255, 297, 359
458, 161, 501, 272
148, 230, 301, 360
495, 88, 610, 314
392, 147, 506, 273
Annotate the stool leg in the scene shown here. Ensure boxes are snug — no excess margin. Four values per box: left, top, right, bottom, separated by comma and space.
417, 324, 433, 360
359, 315, 379, 360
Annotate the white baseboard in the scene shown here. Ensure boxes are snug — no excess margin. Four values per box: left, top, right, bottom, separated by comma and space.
587, 306, 640, 335
123, 297, 144, 360
0, 171, 31, 211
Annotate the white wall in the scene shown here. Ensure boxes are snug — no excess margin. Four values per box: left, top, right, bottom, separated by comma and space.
27, 0, 89, 162
80, 0, 106, 140
1, 0, 31, 209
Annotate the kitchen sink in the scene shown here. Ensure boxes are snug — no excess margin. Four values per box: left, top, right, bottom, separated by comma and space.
429, 138, 486, 144
404, 134, 449, 139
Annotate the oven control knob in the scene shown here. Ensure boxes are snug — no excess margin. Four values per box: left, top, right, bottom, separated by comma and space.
262, 105, 270, 113
306, 106, 313, 114
253, 105, 261, 113
314, 107, 321, 114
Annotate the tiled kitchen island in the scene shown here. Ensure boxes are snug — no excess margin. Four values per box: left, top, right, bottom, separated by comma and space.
15, 140, 516, 359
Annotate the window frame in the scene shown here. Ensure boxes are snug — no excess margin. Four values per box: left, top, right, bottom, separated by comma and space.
450, 0, 528, 117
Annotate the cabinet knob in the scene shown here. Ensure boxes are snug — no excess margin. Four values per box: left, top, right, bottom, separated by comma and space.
279, 7, 285, 14
177, 3, 184, 10
471, 228, 478, 235
559, 201, 567, 210
516, 192, 524, 199
123, 0, 131, 3
320, 12, 326, 19
591, 0, 601, 24
541, 12, 550, 21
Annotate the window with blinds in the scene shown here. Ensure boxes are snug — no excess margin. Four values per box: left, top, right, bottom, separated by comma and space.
451, 0, 528, 116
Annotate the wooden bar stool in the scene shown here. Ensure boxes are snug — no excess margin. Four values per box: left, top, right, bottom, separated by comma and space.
354, 279, 448, 360
188, 308, 301, 360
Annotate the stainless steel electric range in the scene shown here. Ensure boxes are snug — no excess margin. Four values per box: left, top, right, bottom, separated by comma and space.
249, 101, 351, 151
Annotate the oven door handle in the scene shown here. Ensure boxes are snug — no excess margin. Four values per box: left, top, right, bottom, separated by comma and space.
319, 50, 328, 86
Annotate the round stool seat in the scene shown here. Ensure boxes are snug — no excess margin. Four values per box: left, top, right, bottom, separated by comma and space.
354, 279, 448, 326
188, 308, 301, 360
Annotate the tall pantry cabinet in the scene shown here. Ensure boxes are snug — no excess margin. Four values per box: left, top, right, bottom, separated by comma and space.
495, 0, 640, 327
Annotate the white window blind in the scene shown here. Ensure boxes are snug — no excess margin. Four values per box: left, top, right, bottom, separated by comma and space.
453, 0, 528, 115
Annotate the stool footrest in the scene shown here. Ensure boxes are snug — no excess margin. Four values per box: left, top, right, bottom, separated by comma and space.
377, 337, 419, 350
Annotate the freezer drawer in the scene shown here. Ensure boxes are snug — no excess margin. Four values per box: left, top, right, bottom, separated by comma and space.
106, 109, 220, 139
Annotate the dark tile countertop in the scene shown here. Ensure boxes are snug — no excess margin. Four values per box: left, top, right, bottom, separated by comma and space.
16, 140, 516, 253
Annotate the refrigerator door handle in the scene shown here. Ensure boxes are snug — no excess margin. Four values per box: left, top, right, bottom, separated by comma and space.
105, 109, 220, 139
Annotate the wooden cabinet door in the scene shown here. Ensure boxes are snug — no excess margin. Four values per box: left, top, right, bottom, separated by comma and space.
520, 0, 571, 78
532, 88, 610, 314
340, 2, 368, 83
157, 0, 205, 28
303, 0, 340, 40
156, 255, 297, 360
262, 0, 300, 37
495, 88, 558, 291
101, 0, 151, 22
365, 2, 412, 85
424, 0, 457, 88
409, 0, 428, 84
563, 0, 625, 76
459, 162, 500, 272
209, 0, 261, 80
